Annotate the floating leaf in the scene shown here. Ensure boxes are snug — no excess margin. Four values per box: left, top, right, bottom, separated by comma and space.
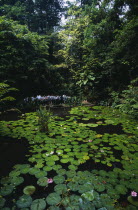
67, 182, 79, 191
52, 165, 62, 171
31, 199, 46, 210
0, 185, 14, 196
46, 193, 61, 205
16, 195, 32, 208
43, 166, 52, 172
51, 155, 59, 161
68, 165, 78, 171
54, 184, 67, 194
11, 176, 24, 186
105, 120, 115, 124
81, 190, 94, 201
37, 177, 48, 187
29, 168, 40, 175
60, 159, 69, 163
61, 197, 70, 207
34, 163, 44, 169
57, 169, 66, 175
20, 167, 30, 174
0, 198, 6, 208
127, 196, 138, 207
35, 171, 47, 178
9, 170, 20, 177
46, 161, 55, 166
53, 175, 65, 184
23, 186, 36, 195
0, 177, 11, 185
66, 170, 76, 178
95, 184, 105, 192
115, 185, 127, 195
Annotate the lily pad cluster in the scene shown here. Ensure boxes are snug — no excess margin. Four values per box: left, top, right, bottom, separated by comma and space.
0, 106, 138, 209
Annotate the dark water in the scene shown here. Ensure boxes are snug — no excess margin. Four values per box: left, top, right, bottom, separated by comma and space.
0, 136, 29, 178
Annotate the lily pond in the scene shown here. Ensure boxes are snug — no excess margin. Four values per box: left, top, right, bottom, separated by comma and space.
0, 106, 138, 209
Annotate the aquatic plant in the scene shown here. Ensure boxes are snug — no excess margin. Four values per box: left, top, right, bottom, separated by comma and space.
31, 199, 46, 210
0, 105, 138, 209
16, 195, 32, 208
36, 106, 53, 133
127, 191, 138, 207
23, 185, 36, 195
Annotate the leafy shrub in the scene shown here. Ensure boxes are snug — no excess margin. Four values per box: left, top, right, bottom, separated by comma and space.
111, 78, 138, 119
0, 82, 18, 111
36, 106, 53, 133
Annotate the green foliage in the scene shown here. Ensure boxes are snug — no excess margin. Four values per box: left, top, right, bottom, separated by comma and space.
57, 0, 138, 101
0, 16, 51, 98
111, 78, 138, 118
36, 106, 53, 133
127, 196, 138, 207
0, 82, 18, 111
31, 199, 46, 210
16, 195, 32, 208
23, 186, 36, 195
0, 0, 63, 33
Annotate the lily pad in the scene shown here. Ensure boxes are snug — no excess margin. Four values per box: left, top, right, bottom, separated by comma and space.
23, 186, 36, 195
115, 185, 127, 194
68, 165, 78, 171
0, 198, 6, 208
16, 195, 32, 208
46, 193, 61, 205
29, 168, 40, 175
54, 184, 67, 194
104, 119, 115, 124
53, 175, 65, 184
60, 158, 69, 163
50, 155, 59, 161
0, 177, 11, 185
127, 196, 138, 207
11, 176, 24, 186
35, 171, 47, 178
52, 165, 62, 171
0, 185, 14, 196
57, 169, 66, 175
43, 166, 52, 171
20, 167, 30, 174
9, 170, 20, 177
81, 190, 94, 201
66, 170, 76, 178
94, 184, 105, 192
37, 177, 48, 187
46, 161, 55, 166
31, 199, 46, 210
67, 182, 79, 191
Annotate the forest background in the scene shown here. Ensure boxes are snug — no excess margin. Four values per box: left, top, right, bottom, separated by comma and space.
0, 0, 138, 116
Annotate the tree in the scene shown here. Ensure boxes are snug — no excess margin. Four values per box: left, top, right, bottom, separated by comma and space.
57, 0, 138, 101
0, 16, 51, 98
0, 0, 63, 34
0, 82, 18, 111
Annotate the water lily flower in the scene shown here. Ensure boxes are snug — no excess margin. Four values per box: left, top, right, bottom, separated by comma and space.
131, 191, 137, 197
50, 151, 54, 155
47, 178, 53, 184
88, 140, 92, 142
46, 153, 49, 156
